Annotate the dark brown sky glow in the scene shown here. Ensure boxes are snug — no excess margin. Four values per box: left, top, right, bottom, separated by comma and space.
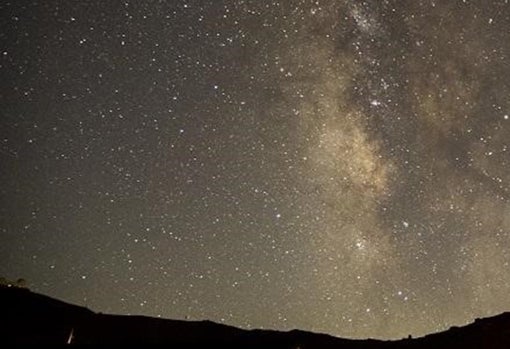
1, 0, 509, 340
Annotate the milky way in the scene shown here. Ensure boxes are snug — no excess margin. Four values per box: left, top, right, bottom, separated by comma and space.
1, 0, 509, 339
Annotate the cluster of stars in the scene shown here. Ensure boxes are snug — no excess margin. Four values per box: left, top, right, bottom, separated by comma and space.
1, 0, 509, 340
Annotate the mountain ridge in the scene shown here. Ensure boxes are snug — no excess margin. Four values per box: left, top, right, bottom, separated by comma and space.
1, 285, 509, 348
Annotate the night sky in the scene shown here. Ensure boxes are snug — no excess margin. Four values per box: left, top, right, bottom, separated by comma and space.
1, 0, 510, 340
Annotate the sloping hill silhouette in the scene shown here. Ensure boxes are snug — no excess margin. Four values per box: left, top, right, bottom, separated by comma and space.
1, 285, 509, 348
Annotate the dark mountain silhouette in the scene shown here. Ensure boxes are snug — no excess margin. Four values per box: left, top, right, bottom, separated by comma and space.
1, 285, 510, 348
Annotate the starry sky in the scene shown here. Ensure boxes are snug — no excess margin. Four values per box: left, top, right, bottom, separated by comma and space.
1, 0, 510, 340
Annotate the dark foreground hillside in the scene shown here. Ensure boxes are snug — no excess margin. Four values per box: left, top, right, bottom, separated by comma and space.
1, 286, 509, 348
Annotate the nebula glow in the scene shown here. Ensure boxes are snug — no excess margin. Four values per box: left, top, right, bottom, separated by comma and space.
1, 0, 509, 340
